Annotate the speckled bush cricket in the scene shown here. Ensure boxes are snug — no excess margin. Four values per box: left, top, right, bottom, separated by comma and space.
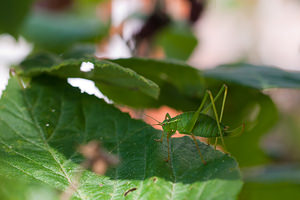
145, 84, 244, 164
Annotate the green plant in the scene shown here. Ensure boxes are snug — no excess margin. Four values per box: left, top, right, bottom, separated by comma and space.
1, 1, 300, 200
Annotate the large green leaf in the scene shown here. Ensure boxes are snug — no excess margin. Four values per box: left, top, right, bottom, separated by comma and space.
0, 76, 243, 199
203, 63, 300, 90
0, 0, 34, 36
20, 11, 109, 52
18, 52, 159, 103
111, 57, 205, 110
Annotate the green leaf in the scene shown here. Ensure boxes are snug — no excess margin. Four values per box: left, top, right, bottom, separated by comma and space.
0, 0, 34, 36
155, 22, 198, 61
111, 57, 205, 110
18, 52, 159, 102
223, 86, 278, 167
203, 63, 300, 90
0, 76, 243, 199
20, 11, 109, 52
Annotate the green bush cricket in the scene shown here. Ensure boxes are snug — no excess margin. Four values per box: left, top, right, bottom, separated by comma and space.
146, 84, 244, 164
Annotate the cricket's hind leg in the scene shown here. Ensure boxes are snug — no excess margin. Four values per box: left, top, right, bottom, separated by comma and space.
207, 84, 228, 152
182, 85, 226, 163
165, 135, 170, 162
164, 132, 173, 163
191, 133, 206, 165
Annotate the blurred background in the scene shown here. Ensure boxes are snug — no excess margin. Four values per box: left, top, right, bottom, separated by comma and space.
1, 0, 300, 199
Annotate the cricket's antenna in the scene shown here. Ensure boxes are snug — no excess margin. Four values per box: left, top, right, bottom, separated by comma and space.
151, 123, 162, 126
143, 114, 161, 124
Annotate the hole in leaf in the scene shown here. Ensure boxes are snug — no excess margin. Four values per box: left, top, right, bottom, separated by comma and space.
67, 78, 113, 104
80, 62, 94, 72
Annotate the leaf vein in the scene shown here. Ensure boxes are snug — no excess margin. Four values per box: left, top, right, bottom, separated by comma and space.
0, 138, 68, 179
21, 89, 86, 199
0, 117, 45, 150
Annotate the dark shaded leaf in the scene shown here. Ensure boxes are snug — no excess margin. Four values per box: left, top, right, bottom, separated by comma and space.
18, 52, 159, 102
203, 63, 300, 90
111, 57, 205, 110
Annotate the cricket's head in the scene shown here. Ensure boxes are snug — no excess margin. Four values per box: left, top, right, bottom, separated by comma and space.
161, 113, 178, 133
143, 113, 178, 133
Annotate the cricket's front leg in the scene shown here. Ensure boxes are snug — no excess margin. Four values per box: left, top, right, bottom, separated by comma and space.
155, 113, 171, 143
155, 131, 164, 143
165, 133, 171, 162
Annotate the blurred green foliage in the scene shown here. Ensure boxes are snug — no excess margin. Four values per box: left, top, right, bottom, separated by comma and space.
20, 11, 109, 52
155, 22, 198, 61
0, 0, 34, 36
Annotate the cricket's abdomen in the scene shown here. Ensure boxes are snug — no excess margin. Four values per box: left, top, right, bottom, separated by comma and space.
174, 112, 227, 137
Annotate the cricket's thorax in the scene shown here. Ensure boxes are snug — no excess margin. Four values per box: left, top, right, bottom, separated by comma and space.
173, 112, 228, 137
